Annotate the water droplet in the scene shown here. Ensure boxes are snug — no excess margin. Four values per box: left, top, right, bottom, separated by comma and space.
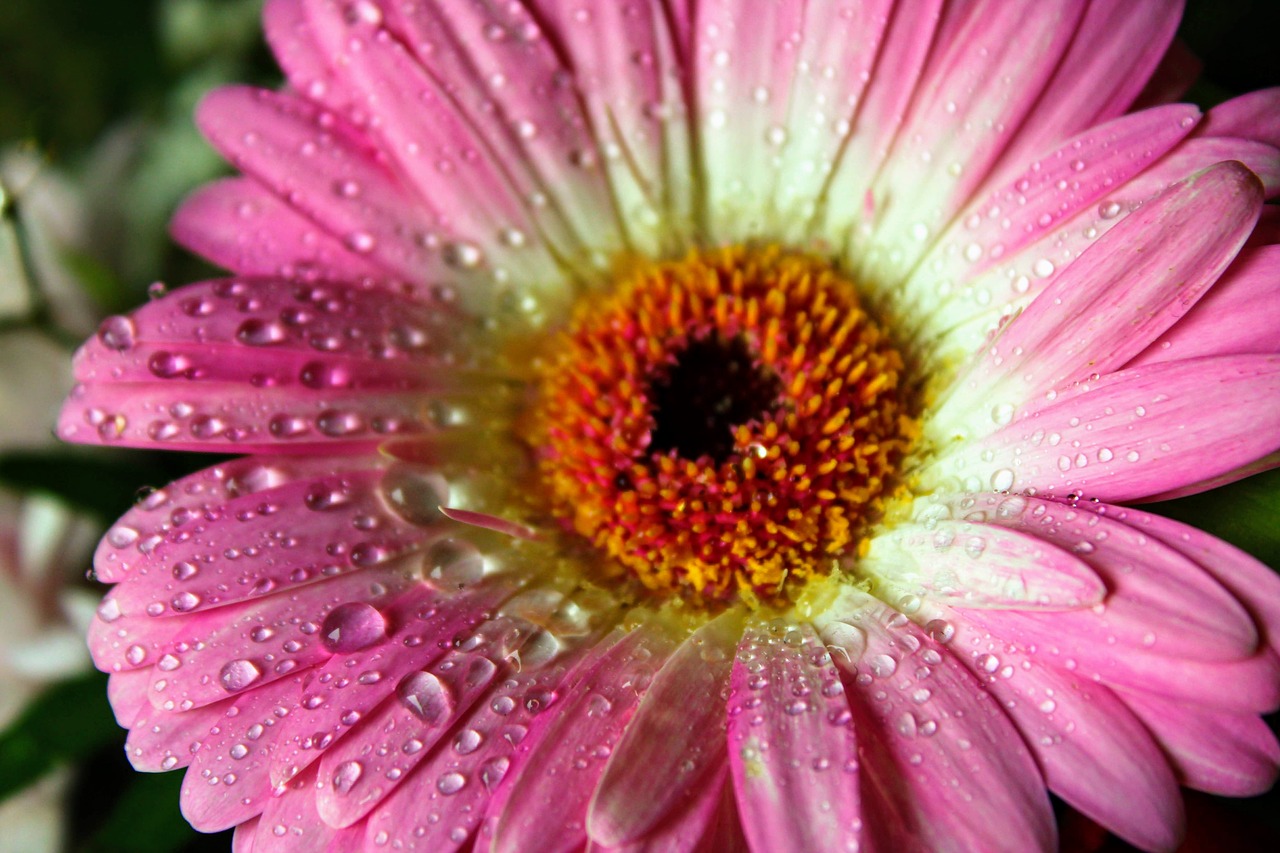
107, 525, 140, 548
236, 319, 288, 346
925, 620, 954, 643
172, 561, 199, 581
869, 654, 897, 677
97, 316, 137, 351
379, 465, 448, 527
220, 659, 263, 692
332, 760, 363, 794
437, 771, 466, 795
397, 671, 454, 724
321, 602, 388, 653
454, 728, 483, 754
443, 241, 484, 269
424, 538, 485, 587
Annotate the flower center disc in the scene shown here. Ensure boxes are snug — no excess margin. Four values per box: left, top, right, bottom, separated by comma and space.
528, 245, 918, 606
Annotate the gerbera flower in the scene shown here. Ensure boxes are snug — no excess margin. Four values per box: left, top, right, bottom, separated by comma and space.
60, 0, 1280, 850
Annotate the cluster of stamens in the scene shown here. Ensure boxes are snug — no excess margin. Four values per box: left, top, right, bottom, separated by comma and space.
527, 245, 917, 605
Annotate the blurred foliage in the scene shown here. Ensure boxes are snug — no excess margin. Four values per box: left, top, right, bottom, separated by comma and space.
0, 673, 117, 803
0, 0, 1277, 852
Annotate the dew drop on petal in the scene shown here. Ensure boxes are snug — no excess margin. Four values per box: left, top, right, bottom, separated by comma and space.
437, 771, 466, 795
321, 602, 388, 653
220, 659, 263, 692
332, 760, 363, 795
378, 465, 449, 527
397, 671, 454, 724
97, 316, 137, 351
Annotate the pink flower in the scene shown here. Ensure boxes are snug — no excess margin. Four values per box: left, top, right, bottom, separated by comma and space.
60, 1, 1280, 851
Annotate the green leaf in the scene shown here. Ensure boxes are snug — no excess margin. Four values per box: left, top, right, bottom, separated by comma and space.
0, 672, 119, 803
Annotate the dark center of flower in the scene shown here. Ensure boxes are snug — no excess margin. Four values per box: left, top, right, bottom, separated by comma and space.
648, 334, 781, 464
527, 244, 918, 606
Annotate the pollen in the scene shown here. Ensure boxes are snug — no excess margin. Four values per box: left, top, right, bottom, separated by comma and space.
526, 244, 918, 605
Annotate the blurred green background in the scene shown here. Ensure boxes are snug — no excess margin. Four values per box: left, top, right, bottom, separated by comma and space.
0, 0, 1278, 851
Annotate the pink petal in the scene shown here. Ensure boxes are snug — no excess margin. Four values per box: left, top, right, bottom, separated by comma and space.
726, 622, 863, 853
993, 0, 1183, 168
935, 494, 1259, 662
252, 765, 365, 853
1195, 87, 1280, 149
1131, 37, 1202, 110
588, 762, 732, 853
867, 518, 1106, 609
587, 612, 740, 846
945, 355, 1280, 502
171, 178, 388, 282
264, 585, 499, 789
493, 624, 677, 853
59, 278, 469, 452
142, 564, 417, 712
262, 0, 357, 109
1122, 689, 1280, 797
1106, 506, 1280, 653
288, 3, 562, 279
692, 0, 895, 236
361, 650, 590, 852
126, 697, 231, 772
820, 0, 946, 237
91, 455, 386, 584
380, 0, 632, 259
818, 592, 1054, 852
864, 0, 1088, 272
89, 599, 182, 674
1130, 244, 1280, 365
903, 104, 1199, 343
105, 468, 433, 618
106, 667, 154, 727
1136, 449, 1280, 502
523, 0, 691, 253
232, 817, 259, 853
195, 87, 458, 286
946, 609, 1185, 852
313, 645, 502, 828
935, 161, 1262, 428
180, 674, 315, 831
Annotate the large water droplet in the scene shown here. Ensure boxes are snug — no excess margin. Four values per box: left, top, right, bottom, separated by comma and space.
379, 464, 449, 527
436, 771, 466, 795
423, 538, 484, 588
397, 671, 454, 724
97, 316, 137, 351
332, 760, 363, 794
220, 659, 263, 692
321, 602, 387, 653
